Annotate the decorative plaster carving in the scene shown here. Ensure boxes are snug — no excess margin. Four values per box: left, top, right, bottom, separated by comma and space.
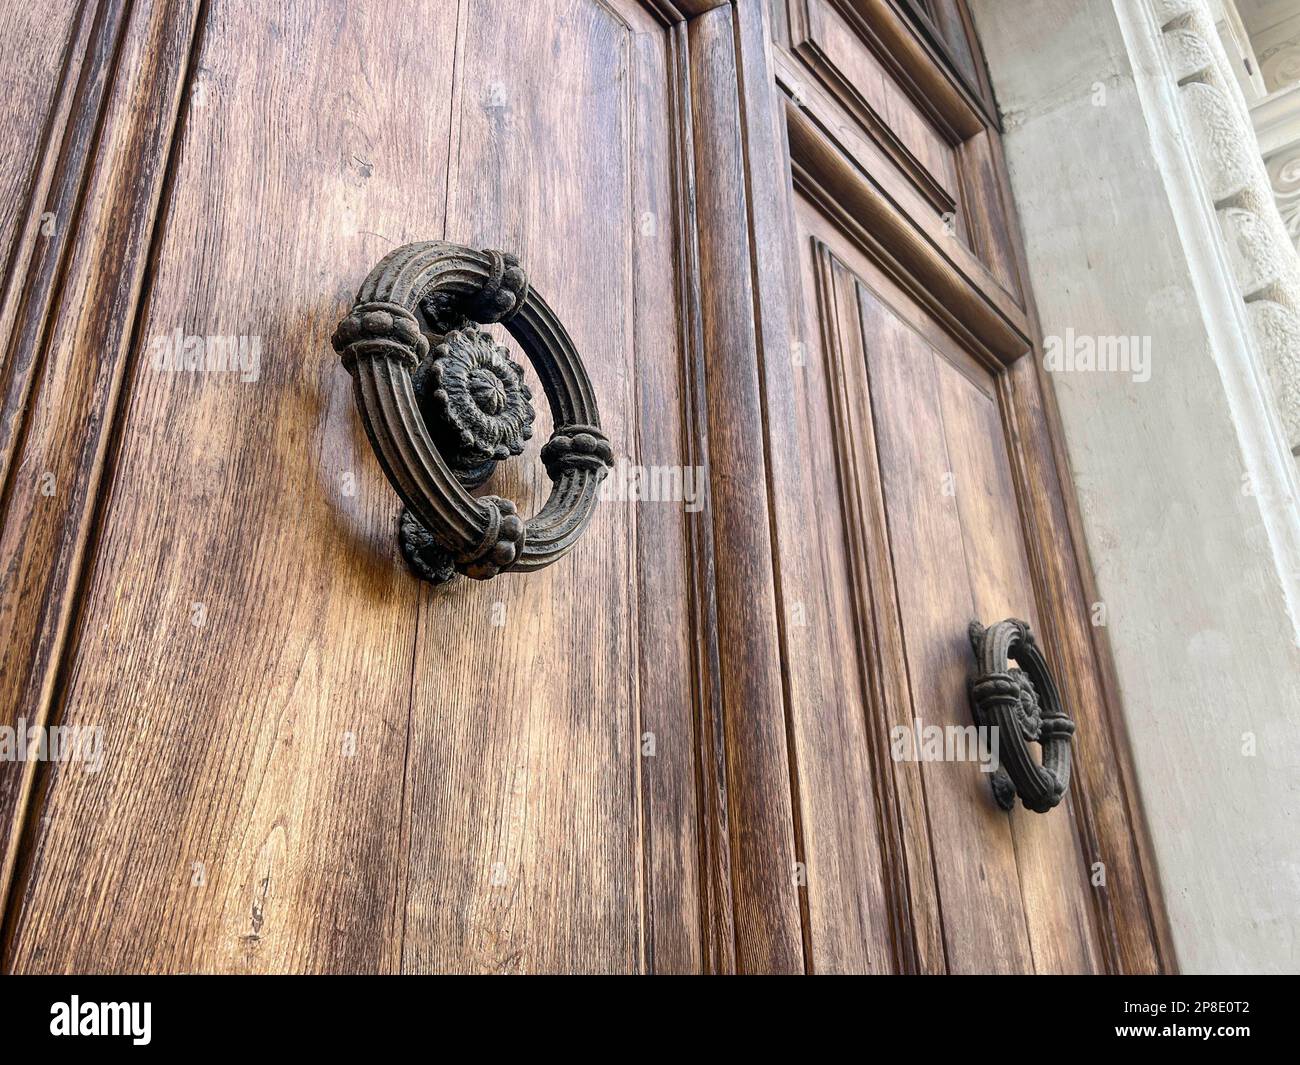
1249, 80, 1300, 255
1181, 81, 1258, 199
1249, 300, 1300, 443
1157, 0, 1300, 454
1154, 0, 1199, 22
1236, 1, 1300, 92
1166, 26, 1218, 81
1266, 147, 1300, 247
1258, 36, 1300, 91
1250, 82, 1300, 155
1219, 205, 1289, 294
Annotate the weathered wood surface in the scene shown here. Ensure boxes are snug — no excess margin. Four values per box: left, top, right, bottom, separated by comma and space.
0, 0, 204, 945
4, 0, 704, 974
0, 0, 1170, 974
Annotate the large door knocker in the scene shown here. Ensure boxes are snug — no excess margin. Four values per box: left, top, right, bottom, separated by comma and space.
967, 619, 1075, 813
332, 242, 613, 584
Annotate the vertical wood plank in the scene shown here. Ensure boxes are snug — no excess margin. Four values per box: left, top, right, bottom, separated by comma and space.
687, 2, 805, 972
858, 276, 1035, 973
772, 0, 1172, 970
670, 22, 737, 976
0, 0, 203, 932
399, 0, 700, 974
0, 0, 90, 381
937, 358, 1101, 973
774, 235, 925, 974
825, 254, 950, 974
400, 0, 645, 975
5, 0, 460, 973
631, 22, 709, 975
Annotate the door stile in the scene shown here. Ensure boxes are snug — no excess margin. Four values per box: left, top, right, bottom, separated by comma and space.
682, 0, 809, 973
0, 0, 208, 967
661, 15, 737, 974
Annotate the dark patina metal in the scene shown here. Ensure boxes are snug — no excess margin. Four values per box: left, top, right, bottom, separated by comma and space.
332, 242, 614, 585
967, 618, 1076, 813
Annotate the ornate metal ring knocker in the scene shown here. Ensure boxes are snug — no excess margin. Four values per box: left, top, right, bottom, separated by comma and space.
967, 619, 1075, 813
332, 241, 613, 584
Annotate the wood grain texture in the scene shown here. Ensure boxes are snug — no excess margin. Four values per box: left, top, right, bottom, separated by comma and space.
955, 129, 1022, 299
936, 348, 1100, 973
0, 0, 203, 934
5, 0, 456, 973
856, 259, 1033, 973
668, 17, 736, 973
790, 0, 964, 214
837, 0, 988, 138
0, 0, 87, 382
772, 0, 1025, 305
0, 0, 93, 897
770, 0, 1171, 972
894, 0, 992, 110
788, 187, 1105, 973
788, 228, 945, 972
0, 0, 1170, 975
787, 101, 1030, 363
6, 0, 716, 975
632, 17, 713, 975
398, 0, 701, 974
688, 2, 806, 973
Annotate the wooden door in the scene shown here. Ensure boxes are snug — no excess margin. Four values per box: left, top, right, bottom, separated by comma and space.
0, 0, 709, 976
763, 0, 1172, 972
0, 0, 1170, 973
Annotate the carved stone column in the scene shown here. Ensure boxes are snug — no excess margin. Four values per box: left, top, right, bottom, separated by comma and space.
1157, 0, 1300, 455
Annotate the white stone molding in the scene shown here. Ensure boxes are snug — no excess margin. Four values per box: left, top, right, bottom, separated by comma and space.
1182, 81, 1260, 199
1220, 204, 1289, 293
1266, 148, 1300, 247
1207, 0, 1271, 99
1159, 0, 1300, 461
1236, 0, 1300, 92
1251, 300, 1300, 441
1132, 0, 1300, 638
1251, 82, 1300, 259
1251, 80, 1300, 155
1255, 20, 1300, 91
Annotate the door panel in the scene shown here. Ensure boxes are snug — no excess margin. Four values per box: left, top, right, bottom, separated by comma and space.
3, 0, 700, 975
400, 0, 699, 974
935, 348, 1099, 973
4, 0, 461, 976
792, 0, 964, 213
760, 0, 1167, 973
791, 192, 1101, 972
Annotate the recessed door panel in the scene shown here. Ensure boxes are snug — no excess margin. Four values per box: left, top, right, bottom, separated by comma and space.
787, 191, 1102, 973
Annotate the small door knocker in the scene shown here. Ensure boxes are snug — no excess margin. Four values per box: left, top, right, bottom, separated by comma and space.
967, 619, 1075, 813
332, 242, 613, 584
